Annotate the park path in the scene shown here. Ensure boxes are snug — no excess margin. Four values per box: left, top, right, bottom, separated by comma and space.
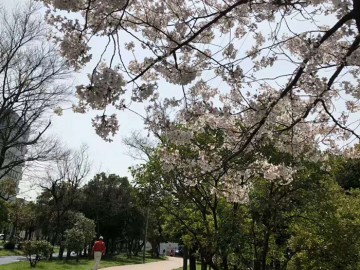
102, 256, 182, 270
0, 256, 26, 265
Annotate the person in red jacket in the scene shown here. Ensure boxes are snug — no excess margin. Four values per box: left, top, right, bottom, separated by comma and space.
92, 236, 106, 270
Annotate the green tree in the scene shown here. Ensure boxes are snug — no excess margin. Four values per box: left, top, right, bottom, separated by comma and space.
288, 183, 360, 270
0, 199, 8, 232
65, 212, 96, 259
81, 173, 144, 255
65, 228, 85, 262
39, 145, 90, 258
330, 154, 360, 190
7, 199, 30, 242
74, 213, 96, 254
0, 179, 17, 201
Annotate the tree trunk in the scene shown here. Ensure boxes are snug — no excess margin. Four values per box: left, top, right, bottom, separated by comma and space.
9, 223, 16, 242
48, 237, 54, 260
28, 229, 33, 240
201, 258, 207, 270
183, 246, 188, 270
127, 240, 132, 257
150, 241, 160, 258
66, 249, 71, 260
59, 244, 66, 259
261, 230, 270, 270
208, 259, 219, 270
134, 240, 141, 256
254, 259, 261, 270
111, 238, 117, 255
222, 254, 229, 270
189, 248, 196, 270
88, 244, 92, 259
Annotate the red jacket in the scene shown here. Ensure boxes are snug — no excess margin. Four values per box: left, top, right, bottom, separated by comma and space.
92, 240, 106, 254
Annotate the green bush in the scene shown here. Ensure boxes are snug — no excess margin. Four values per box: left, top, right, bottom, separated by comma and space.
3, 241, 15, 250
23, 240, 53, 268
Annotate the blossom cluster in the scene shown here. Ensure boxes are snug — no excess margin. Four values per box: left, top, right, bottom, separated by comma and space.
76, 64, 126, 111
91, 114, 119, 142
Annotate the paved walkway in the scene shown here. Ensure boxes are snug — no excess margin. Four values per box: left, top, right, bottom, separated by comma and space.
0, 256, 26, 265
102, 256, 182, 270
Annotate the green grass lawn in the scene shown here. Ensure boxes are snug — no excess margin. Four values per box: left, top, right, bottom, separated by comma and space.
0, 249, 23, 257
0, 254, 165, 270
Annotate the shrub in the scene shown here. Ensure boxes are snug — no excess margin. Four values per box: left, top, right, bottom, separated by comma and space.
23, 240, 53, 268
3, 241, 15, 250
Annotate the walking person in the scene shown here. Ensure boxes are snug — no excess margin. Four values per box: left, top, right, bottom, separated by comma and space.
92, 236, 106, 270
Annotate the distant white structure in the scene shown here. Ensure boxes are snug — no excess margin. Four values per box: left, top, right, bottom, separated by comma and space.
160, 242, 179, 256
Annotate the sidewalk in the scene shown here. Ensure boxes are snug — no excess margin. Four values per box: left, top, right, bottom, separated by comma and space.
102, 256, 182, 270
0, 256, 26, 265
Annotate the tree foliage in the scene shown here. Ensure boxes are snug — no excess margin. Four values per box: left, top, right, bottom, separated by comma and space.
81, 173, 145, 256
64, 212, 95, 261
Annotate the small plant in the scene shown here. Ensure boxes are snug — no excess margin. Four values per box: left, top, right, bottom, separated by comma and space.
23, 240, 53, 268
3, 241, 15, 250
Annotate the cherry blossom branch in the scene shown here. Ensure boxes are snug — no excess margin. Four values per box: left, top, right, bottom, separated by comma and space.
127, 0, 250, 83
279, 33, 360, 132
319, 98, 360, 140
223, 10, 355, 164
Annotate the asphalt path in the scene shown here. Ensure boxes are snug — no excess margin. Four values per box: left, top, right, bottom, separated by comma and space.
0, 255, 26, 265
